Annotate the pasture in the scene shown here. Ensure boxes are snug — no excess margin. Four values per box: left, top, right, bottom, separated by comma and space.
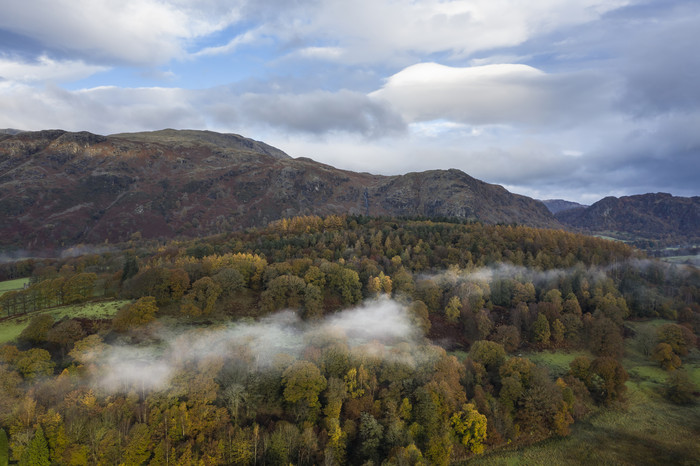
0, 299, 130, 345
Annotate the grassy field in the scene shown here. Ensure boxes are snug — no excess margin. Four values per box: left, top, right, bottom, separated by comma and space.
470, 320, 700, 465
0, 277, 31, 295
0, 299, 130, 345
522, 349, 591, 378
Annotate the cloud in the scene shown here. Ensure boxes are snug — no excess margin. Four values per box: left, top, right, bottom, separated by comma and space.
603, 0, 700, 116
192, 29, 262, 58
92, 298, 422, 393
371, 62, 615, 127
264, 0, 630, 65
0, 55, 107, 83
0, 0, 242, 65
238, 90, 405, 137
0, 84, 404, 138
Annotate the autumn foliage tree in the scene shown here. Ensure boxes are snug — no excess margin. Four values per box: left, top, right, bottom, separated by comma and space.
112, 296, 158, 332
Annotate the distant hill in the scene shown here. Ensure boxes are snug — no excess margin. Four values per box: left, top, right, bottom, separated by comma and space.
0, 129, 24, 135
556, 193, 700, 244
541, 199, 588, 214
0, 129, 559, 252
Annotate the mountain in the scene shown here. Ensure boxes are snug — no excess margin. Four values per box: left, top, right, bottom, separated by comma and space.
555, 193, 700, 244
0, 129, 560, 252
0, 129, 24, 136
541, 199, 588, 215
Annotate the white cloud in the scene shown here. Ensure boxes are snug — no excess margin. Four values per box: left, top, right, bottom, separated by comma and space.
370, 62, 615, 127
193, 29, 262, 58
0, 0, 243, 65
269, 0, 631, 64
0, 55, 107, 83
295, 46, 345, 61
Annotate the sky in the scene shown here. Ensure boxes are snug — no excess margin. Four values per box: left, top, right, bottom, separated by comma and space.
0, 0, 699, 204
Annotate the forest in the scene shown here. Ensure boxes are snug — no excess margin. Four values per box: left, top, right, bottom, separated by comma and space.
0, 215, 698, 465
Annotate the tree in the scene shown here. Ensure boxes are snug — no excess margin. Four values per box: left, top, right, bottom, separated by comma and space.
121, 254, 139, 282
588, 317, 624, 358
469, 340, 506, 384
475, 310, 494, 340
665, 370, 697, 405
359, 412, 384, 463
551, 319, 565, 346
491, 325, 521, 352
212, 268, 245, 297
20, 426, 49, 466
652, 343, 682, 371
112, 296, 158, 332
450, 403, 487, 454
46, 319, 85, 356
589, 357, 628, 404
0, 428, 8, 466
19, 314, 54, 343
122, 423, 152, 466
260, 275, 306, 313
69, 334, 106, 366
657, 323, 695, 356
62, 273, 97, 304
532, 313, 551, 346
282, 361, 327, 420
445, 296, 462, 323
181, 277, 222, 316
15, 348, 54, 380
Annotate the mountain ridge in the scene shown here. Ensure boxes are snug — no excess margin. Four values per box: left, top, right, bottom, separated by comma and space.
541, 199, 588, 214
555, 192, 700, 244
0, 129, 560, 252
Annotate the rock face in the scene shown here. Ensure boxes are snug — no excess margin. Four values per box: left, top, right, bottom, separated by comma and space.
556, 193, 700, 242
0, 129, 560, 252
541, 199, 588, 215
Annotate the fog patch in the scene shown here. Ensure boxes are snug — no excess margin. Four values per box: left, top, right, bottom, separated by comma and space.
424, 263, 607, 288
91, 298, 420, 394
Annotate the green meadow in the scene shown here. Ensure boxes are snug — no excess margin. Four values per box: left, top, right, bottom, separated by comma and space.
0, 277, 30, 295
0, 299, 130, 345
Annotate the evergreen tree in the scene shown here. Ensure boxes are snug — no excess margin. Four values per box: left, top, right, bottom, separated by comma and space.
21, 426, 49, 466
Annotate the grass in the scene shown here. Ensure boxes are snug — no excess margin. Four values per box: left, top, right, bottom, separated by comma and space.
523, 349, 591, 378
0, 299, 130, 345
0, 277, 31, 295
470, 320, 700, 465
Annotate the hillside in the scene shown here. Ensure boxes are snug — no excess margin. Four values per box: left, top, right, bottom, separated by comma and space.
556, 193, 700, 244
541, 199, 588, 214
0, 129, 559, 252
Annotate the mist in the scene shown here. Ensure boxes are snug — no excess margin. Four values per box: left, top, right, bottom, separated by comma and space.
424, 262, 607, 289
92, 298, 422, 394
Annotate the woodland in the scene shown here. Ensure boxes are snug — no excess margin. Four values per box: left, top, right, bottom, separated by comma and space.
0, 215, 698, 465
